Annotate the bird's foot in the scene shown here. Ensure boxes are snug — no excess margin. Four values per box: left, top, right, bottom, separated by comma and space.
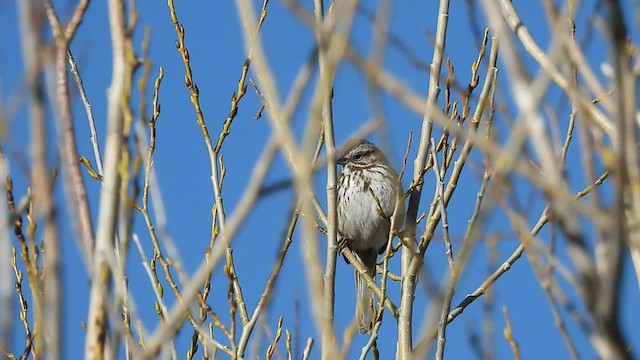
337, 236, 349, 253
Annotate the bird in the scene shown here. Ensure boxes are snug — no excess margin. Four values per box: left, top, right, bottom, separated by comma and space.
337, 139, 404, 333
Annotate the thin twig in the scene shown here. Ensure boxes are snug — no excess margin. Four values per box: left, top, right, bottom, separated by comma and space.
131, 234, 177, 357
302, 338, 314, 360
502, 307, 521, 360
13, 2, 46, 352
371, 131, 412, 352
68, 49, 104, 176
431, 142, 451, 360
358, 320, 382, 360
430, 167, 491, 359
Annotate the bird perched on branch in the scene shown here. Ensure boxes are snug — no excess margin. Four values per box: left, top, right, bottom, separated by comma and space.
337, 139, 404, 333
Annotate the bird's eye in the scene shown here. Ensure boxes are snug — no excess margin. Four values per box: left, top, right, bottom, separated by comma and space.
354, 154, 363, 160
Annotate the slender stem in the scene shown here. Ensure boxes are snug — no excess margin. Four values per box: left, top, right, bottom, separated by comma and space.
18, 1, 47, 356
398, 1, 450, 358
84, 0, 127, 357
312, 0, 340, 358
68, 49, 104, 176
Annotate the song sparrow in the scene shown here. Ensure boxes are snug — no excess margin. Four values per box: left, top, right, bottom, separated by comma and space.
337, 139, 404, 333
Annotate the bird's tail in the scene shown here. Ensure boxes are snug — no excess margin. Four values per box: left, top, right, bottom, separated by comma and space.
354, 251, 376, 334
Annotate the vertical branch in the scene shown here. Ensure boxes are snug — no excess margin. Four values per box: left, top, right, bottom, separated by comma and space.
42, 0, 96, 355
593, 1, 634, 359
235, 0, 340, 352
85, 0, 127, 358
16, 0, 46, 354
413, 34, 497, 358
45, 35, 67, 360
37, 1, 95, 355
430, 155, 491, 360
0, 152, 10, 352
398, 0, 450, 358
310, 1, 359, 356
618, 4, 640, 290
365, 133, 412, 358
43, 4, 96, 269
431, 143, 451, 360
312, 0, 338, 357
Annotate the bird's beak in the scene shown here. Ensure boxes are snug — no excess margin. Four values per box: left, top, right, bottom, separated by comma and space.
337, 156, 346, 166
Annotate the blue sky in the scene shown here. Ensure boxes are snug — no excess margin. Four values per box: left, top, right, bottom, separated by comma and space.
1, 0, 639, 358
